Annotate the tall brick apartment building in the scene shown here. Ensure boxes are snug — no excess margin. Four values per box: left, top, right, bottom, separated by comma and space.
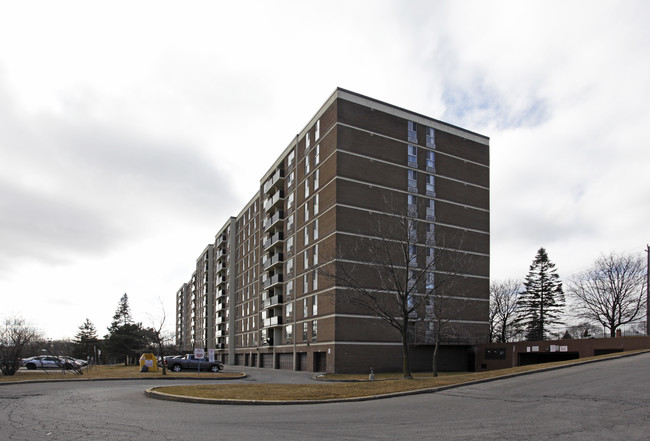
175, 88, 490, 373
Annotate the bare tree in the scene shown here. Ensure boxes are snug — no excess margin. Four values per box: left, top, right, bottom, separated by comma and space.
489, 279, 522, 343
147, 299, 175, 375
320, 201, 472, 379
0, 317, 41, 376
567, 252, 647, 337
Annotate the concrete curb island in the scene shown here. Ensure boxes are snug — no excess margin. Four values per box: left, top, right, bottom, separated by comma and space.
144, 350, 650, 405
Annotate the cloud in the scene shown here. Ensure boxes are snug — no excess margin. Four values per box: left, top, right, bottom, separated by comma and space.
0, 74, 239, 272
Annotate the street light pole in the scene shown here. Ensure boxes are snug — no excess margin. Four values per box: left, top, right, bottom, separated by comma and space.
645, 245, 650, 335
646, 245, 649, 336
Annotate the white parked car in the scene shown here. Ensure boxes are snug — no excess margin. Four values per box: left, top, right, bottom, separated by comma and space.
22, 355, 83, 370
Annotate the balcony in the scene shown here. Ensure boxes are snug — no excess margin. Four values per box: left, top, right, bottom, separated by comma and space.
216, 302, 225, 312
262, 232, 284, 251
263, 316, 283, 328
263, 210, 284, 231
216, 233, 227, 246
263, 295, 283, 309
216, 247, 227, 260
262, 273, 283, 289
216, 262, 226, 274
216, 316, 225, 325
216, 275, 227, 286
263, 190, 285, 212
262, 253, 284, 270
263, 169, 285, 194
216, 289, 226, 299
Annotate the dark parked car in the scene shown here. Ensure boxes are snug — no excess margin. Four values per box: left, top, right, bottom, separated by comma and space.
164, 354, 223, 372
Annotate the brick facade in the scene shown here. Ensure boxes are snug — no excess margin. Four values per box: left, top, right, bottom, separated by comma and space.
175, 88, 490, 373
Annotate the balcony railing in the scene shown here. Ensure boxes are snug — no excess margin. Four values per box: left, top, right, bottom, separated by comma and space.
263, 210, 284, 231
263, 316, 283, 327
262, 232, 284, 251
262, 253, 284, 270
263, 169, 285, 194
263, 190, 285, 212
263, 295, 283, 309
262, 273, 283, 289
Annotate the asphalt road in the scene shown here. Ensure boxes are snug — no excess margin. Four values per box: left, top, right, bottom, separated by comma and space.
1, 353, 648, 441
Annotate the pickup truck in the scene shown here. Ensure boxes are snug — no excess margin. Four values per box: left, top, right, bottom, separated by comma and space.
164, 354, 224, 373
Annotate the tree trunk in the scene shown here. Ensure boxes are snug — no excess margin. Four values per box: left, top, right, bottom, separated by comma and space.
402, 330, 412, 379
433, 340, 439, 377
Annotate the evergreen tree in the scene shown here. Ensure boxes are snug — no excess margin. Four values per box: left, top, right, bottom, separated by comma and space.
73, 318, 99, 360
516, 248, 565, 341
110, 293, 133, 330
104, 294, 150, 365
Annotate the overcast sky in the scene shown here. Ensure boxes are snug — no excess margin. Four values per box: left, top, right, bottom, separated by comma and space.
1, 1, 649, 340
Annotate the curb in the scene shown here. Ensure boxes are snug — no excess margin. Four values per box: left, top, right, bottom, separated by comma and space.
144, 350, 650, 405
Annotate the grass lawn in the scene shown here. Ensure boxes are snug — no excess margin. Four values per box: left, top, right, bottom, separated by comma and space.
152, 350, 648, 401
3, 350, 646, 402
0, 364, 244, 382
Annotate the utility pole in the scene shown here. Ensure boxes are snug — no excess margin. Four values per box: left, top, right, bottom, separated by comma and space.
646, 245, 649, 336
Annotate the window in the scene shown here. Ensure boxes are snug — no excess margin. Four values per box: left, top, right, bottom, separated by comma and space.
285, 324, 293, 343
315, 119, 320, 140
312, 320, 318, 342
303, 273, 309, 293
426, 150, 435, 171
314, 169, 319, 190
312, 294, 318, 315
287, 213, 294, 231
288, 149, 295, 167
426, 247, 435, 266
288, 192, 294, 210
304, 203, 309, 222
408, 144, 417, 166
304, 226, 309, 245
303, 322, 308, 341
427, 199, 435, 220
305, 178, 310, 198
409, 245, 417, 263
408, 121, 418, 143
304, 249, 309, 269
408, 169, 417, 192
286, 235, 294, 252
304, 298, 308, 317
286, 257, 294, 273
408, 219, 417, 242
408, 194, 417, 216
313, 219, 319, 240
407, 270, 416, 290
288, 171, 295, 187
426, 174, 435, 196
314, 193, 319, 215
286, 303, 293, 318
313, 269, 318, 290
313, 244, 318, 265
427, 223, 435, 244
305, 132, 310, 149
305, 155, 310, 175
315, 144, 320, 165
286, 280, 294, 296
426, 127, 436, 148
